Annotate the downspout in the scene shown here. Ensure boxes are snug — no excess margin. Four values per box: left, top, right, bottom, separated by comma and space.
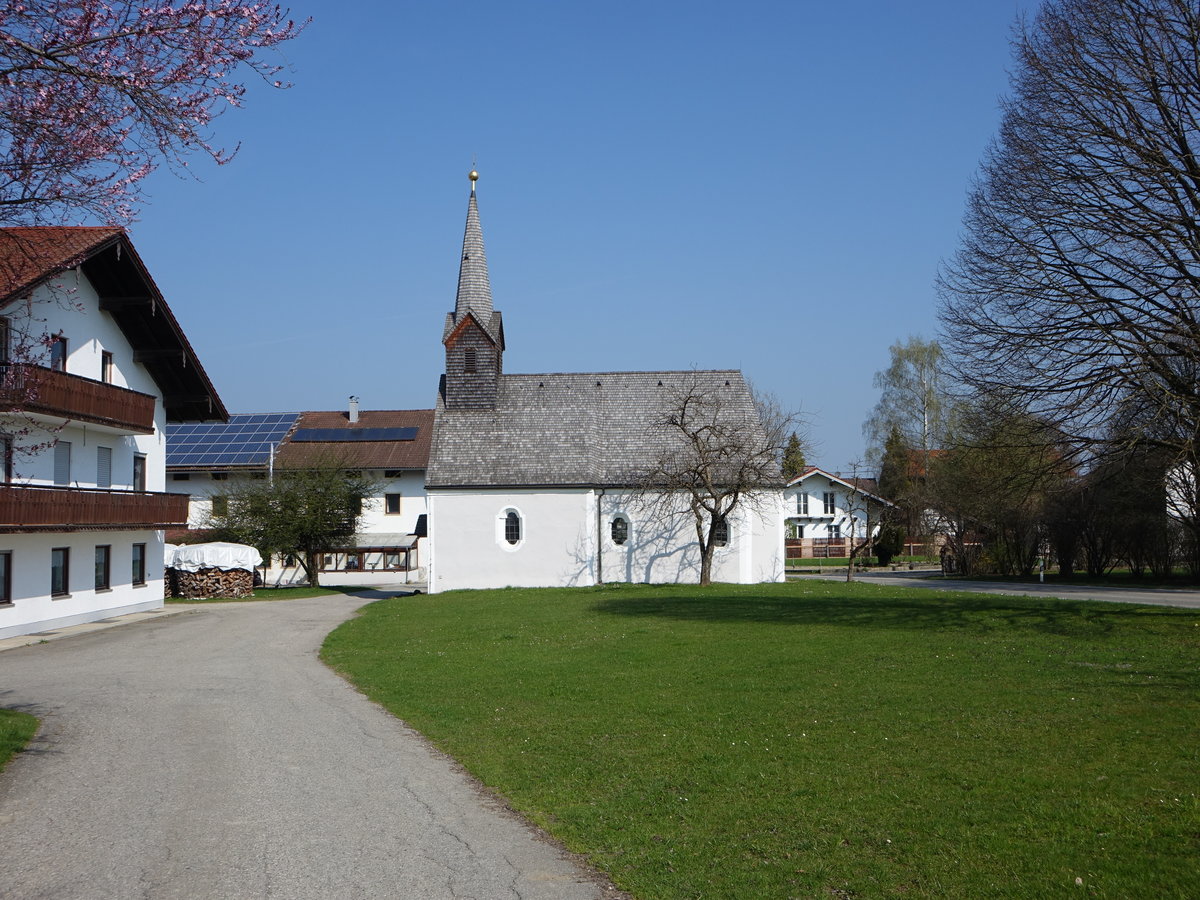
596, 488, 606, 585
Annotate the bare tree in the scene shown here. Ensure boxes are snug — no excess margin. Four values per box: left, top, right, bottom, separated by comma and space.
636, 373, 796, 586
938, 0, 1200, 549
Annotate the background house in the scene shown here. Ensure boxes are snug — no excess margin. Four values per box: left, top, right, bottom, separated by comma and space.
165, 403, 432, 584
783, 466, 893, 560
0, 227, 225, 639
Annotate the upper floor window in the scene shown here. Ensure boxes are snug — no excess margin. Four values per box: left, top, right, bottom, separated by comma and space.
822, 491, 837, 515
611, 515, 629, 546
49, 335, 67, 372
464, 347, 477, 374
1, 436, 11, 483
133, 455, 147, 492
53, 441, 71, 486
0, 317, 9, 366
385, 493, 402, 515
797, 492, 808, 515
97, 446, 112, 488
101, 351, 114, 384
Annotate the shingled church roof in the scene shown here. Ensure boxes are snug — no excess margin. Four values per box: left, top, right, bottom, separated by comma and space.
427, 369, 762, 488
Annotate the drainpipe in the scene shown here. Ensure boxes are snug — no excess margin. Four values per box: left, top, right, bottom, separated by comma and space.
596, 488, 606, 585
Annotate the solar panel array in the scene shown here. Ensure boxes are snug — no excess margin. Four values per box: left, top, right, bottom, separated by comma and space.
291, 427, 418, 443
166, 413, 299, 468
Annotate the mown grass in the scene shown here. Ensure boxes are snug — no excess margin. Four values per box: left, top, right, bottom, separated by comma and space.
322, 581, 1200, 899
0, 707, 38, 773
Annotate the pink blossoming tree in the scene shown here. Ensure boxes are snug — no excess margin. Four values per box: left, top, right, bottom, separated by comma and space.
0, 0, 307, 226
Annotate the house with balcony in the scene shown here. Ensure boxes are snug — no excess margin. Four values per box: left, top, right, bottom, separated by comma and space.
0, 227, 225, 639
783, 466, 894, 561
164, 403, 432, 585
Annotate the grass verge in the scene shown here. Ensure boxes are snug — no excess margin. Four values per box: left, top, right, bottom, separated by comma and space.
0, 707, 38, 774
322, 581, 1200, 899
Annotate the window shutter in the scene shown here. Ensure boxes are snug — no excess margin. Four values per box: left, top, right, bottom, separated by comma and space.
53, 441, 71, 486
97, 447, 112, 488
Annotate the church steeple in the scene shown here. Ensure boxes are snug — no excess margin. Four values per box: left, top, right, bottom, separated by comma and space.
454, 170, 493, 319
442, 170, 504, 409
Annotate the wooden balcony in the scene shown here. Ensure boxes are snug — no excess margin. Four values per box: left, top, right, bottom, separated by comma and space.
0, 364, 156, 433
0, 484, 189, 532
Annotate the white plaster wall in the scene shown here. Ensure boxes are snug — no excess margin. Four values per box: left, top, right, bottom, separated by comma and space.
429, 488, 596, 592
429, 487, 786, 593
6, 272, 166, 488
356, 470, 428, 535
0, 530, 165, 639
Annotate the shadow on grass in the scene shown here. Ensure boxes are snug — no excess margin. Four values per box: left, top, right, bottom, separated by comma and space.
589, 589, 1200, 636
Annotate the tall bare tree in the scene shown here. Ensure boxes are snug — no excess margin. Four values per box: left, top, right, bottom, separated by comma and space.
637, 373, 796, 585
937, 0, 1200, 548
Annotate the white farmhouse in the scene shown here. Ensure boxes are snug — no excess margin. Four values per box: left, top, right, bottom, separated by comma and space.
165, 405, 433, 585
425, 174, 785, 591
0, 227, 225, 639
783, 466, 893, 559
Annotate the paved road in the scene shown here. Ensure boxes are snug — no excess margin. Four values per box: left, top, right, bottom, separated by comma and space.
797, 570, 1200, 609
0, 594, 619, 899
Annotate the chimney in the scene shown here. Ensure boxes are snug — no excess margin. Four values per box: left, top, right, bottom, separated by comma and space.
348, 396, 359, 423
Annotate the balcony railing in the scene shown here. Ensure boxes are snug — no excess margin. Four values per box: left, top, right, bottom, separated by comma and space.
0, 484, 189, 532
785, 537, 848, 559
0, 364, 156, 433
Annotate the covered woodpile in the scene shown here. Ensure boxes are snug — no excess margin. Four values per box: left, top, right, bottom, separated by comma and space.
168, 567, 254, 599
166, 542, 263, 599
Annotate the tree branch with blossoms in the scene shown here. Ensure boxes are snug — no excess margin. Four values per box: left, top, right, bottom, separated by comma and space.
0, 0, 307, 225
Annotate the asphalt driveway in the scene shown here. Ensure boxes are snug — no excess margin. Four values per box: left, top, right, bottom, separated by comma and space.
796, 570, 1200, 609
0, 594, 619, 899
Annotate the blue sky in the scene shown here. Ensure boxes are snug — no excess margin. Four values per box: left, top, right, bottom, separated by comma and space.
126, 0, 1035, 472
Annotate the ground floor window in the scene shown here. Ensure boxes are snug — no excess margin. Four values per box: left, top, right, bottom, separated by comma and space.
611, 515, 629, 545
785, 519, 805, 539
132, 543, 146, 586
712, 518, 730, 547
0, 551, 10, 603
318, 547, 416, 572
51, 547, 69, 596
94, 545, 111, 590
501, 509, 522, 547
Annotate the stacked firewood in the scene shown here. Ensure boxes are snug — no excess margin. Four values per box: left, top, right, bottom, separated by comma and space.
168, 567, 254, 599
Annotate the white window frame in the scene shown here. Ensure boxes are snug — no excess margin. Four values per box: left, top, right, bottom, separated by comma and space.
497, 506, 525, 551
797, 492, 808, 515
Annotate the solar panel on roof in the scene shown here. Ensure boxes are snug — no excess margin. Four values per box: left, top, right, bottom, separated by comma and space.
290, 427, 418, 442
165, 412, 300, 468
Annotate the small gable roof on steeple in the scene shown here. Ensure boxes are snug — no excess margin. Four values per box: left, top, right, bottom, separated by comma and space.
443, 175, 504, 348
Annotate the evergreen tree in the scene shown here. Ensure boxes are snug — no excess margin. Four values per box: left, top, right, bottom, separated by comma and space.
781, 433, 807, 481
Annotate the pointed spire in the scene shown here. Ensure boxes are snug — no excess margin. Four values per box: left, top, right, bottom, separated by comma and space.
454, 170, 493, 319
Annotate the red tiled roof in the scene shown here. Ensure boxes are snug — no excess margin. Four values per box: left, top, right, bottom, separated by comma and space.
274, 409, 435, 470
0, 227, 125, 302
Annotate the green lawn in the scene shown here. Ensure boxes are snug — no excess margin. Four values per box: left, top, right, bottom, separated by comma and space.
0, 707, 38, 774
321, 581, 1200, 899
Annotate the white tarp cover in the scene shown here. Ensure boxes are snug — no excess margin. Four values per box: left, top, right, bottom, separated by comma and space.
169, 542, 263, 573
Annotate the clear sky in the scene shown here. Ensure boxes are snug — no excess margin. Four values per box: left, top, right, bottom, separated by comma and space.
124, 0, 1036, 473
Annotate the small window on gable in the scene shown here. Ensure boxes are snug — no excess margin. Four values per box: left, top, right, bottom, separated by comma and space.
713, 518, 730, 548
611, 515, 629, 546
464, 347, 477, 374
101, 351, 114, 384
49, 335, 67, 372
